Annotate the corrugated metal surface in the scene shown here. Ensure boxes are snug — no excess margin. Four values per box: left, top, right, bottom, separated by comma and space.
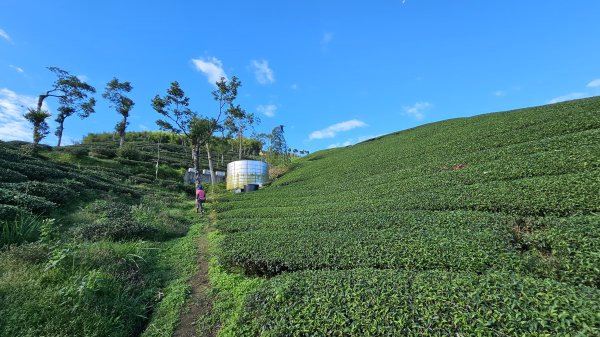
226, 160, 269, 190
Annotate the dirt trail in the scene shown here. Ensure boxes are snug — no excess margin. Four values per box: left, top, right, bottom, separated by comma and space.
172, 225, 215, 337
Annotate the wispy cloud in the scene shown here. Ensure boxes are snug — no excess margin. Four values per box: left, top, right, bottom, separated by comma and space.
0, 88, 49, 141
291, 84, 298, 90
403, 102, 432, 120
322, 32, 334, 44
493, 90, 506, 97
251, 60, 274, 84
309, 119, 367, 140
192, 56, 228, 85
548, 92, 586, 104
321, 32, 334, 52
76, 74, 89, 82
0, 29, 10, 42
587, 79, 600, 88
9, 65, 24, 73
257, 104, 277, 117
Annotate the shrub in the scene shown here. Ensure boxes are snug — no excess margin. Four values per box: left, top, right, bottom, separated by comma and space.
234, 269, 600, 336
9, 181, 79, 204
75, 218, 158, 241
74, 201, 158, 241
0, 204, 26, 220
60, 146, 89, 158
117, 143, 142, 161
0, 167, 28, 183
89, 147, 117, 159
0, 188, 56, 214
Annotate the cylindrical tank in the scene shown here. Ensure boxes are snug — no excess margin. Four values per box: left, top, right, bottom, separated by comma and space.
226, 160, 269, 190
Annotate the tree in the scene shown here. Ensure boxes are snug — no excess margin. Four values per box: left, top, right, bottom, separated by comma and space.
269, 125, 289, 156
103, 78, 134, 147
23, 108, 51, 147
205, 76, 243, 185
223, 104, 257, 160
152, 81, 201, 175
37, 67, 96, 147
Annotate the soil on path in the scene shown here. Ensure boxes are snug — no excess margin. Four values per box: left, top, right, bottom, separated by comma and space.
172, 226, 216, 337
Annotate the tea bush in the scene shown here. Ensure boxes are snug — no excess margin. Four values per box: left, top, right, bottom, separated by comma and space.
234, 269, 600, 336
117, 143, 142, 161
0, 167, 28, 182
213, 97, 600, 334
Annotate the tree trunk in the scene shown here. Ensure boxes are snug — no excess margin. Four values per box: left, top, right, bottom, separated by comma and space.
238, 126, 243, 160
56, 121, 64, 147
155, 138, 161, 180
192, 143, 200, 183
206, 143, 216, 193
119, 116, 127, 147
36, 95, 47, 111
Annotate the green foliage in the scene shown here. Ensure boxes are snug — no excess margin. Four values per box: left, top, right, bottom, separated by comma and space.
141, 221, 202, 337
0, 167, 28, 182
60, 145, 89, 158
74, 201, 157, 241
5, 181, 79, 204
0, 204, 26, 220
213, 97, 600, 334
0, 213, 48, 246
23, 108, 51, 145
43, 66, 96, 147
0, 241, 161, 337
103, 77, 135, 147
89, 146, 117, 159
0, 187, 56, 213
117, 143, 142, 161
235, 269, 600, 336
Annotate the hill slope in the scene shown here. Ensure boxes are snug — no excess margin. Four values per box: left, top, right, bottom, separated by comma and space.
212, 97, 600, 335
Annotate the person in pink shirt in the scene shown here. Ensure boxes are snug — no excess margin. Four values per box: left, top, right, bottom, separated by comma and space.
196, 185, 206, 214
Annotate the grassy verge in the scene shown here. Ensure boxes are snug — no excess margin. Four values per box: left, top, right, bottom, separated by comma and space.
192, 228, 263, 337
141, 213, 203, 337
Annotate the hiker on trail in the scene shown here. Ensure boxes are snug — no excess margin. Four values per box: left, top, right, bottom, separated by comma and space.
196, 185, 206, 214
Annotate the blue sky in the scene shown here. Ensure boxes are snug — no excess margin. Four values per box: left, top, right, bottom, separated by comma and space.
1, 1, 599, 152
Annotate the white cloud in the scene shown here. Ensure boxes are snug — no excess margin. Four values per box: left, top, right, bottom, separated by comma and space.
493, 90, 506, 97
587, 79, 600, 88
76, 74, 89, 82
251, 60, 274, 84
0, 29, 10, 42
257, 104, 277, 117
9, 65, 24, 73
0, 88, 50, 141
139, 124, 149, 131
192, 56, 228, 85
309, 119, 367, 140
548, 92, 586, 104
291, 84, 298, 90
403, 102, 432, 120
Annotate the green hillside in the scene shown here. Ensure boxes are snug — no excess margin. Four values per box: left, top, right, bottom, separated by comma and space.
211, 97, 600, 335
0, 138, 206, 337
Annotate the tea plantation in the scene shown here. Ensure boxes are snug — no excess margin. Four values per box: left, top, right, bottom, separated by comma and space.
211, 97, 600, 335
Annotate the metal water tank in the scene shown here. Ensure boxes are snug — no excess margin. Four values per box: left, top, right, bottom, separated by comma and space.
226, 160, 268, 190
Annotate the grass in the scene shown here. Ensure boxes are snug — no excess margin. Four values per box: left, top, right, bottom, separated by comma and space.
210, 97, 600, 335
0, 138, 207, 336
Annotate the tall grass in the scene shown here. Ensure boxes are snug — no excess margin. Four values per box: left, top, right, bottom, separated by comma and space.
0, 213, 46, 246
